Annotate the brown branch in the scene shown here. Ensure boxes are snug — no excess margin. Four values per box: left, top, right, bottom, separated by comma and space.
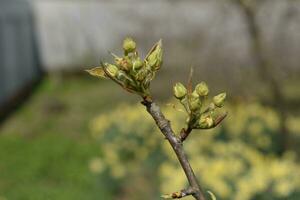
141, 97, 206, 200
179, 127, 193, 142
213, 112, 228, 128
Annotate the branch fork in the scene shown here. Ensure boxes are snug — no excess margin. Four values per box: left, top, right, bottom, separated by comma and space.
87, 38, 228, 200
142, 98, 206, 200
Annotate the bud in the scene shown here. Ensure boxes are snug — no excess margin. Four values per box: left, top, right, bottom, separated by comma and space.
189, 92, 201, 111
133, 58, 144, 71
117, 70, 128, 81
173, 82, 187, 99
195, 82, 209, 96
135, 69, 148, 81
114, 57, 123, 67
116, 57, 132, 71
198, 115, 214, 129
213, 92, 226, 107
145, 40, 163, 71
105, 63, 119, 77
123, 38, 136, 54
116, 70, 135, 87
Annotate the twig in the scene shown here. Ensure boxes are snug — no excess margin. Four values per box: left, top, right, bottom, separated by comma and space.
141, 97, 206, 200
179, 127, 193, 142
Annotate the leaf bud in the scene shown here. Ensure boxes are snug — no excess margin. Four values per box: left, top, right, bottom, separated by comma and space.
145, 40, 163, 71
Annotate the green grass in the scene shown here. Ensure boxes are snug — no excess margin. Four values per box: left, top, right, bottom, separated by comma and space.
0, 75, 137, 200
0, 133, 112, 200
1, 75, 137, 137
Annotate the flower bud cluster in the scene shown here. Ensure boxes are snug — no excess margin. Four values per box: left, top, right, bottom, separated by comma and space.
173, 81, 227, 130
87, 37, 163, 98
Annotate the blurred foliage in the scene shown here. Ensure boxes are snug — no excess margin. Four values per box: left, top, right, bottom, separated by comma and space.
90, 101, 300, 200
0, 76, 299, 199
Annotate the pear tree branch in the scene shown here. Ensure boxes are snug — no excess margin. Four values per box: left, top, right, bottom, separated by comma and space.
87, 38, 228, 200
142, 98, 206, 200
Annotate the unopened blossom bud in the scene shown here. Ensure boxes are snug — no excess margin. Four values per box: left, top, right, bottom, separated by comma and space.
116, 71, 128, 81
198, 115, 214, 129
105, 64, 119, 77
145, 40, 163, 71
123, 38, 136, 54
118, 57, 132, 71
195, 82, 209, 96
173, 82, 187, 99
189, 92, 201, 111
116, 71, 135, 88
133, 58, 143, 71
213, 93, 226, 107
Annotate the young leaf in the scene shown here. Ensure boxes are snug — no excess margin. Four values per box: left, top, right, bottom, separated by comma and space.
86, 67, 107, 79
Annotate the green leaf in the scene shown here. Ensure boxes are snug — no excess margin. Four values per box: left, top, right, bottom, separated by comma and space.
85, 67, 108, 79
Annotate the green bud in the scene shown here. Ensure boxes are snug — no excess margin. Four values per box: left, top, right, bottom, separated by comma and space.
198, 115, 214, 129
123, 38, 136, 54
116, 57, 132, 71
135, 69, 148, 81
133, 58, 144, 71
145, 40, 163, 71
189, 92, 201, 111
173, 82, 187, 99
195, 82, 209, 96
105, 63, 119, 77
116, 70, 135, 88
213, 93, 226, 107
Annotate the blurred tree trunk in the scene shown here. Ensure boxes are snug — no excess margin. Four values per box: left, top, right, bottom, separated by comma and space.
233, 0, 289, 155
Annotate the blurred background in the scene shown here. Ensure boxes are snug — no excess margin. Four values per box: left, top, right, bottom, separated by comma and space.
0, 0, 300, 199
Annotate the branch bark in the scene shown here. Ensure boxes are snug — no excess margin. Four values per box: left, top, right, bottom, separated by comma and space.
142, 97, 206, 200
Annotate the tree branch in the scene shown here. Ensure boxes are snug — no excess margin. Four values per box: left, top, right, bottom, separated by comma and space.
141, 98, 206, 200
179, 127, 193, 142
